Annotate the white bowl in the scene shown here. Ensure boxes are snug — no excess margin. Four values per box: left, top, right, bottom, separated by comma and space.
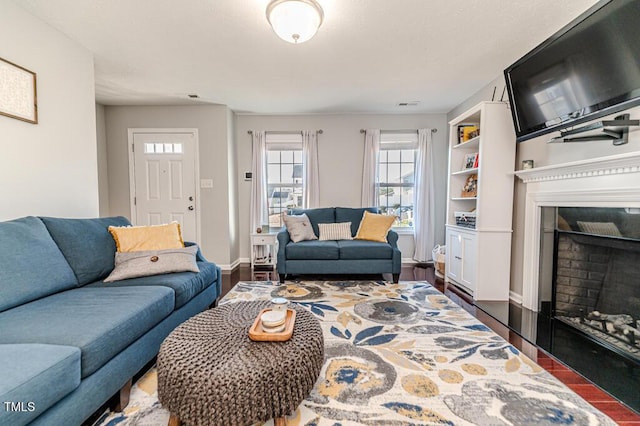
261, 310, 286, 328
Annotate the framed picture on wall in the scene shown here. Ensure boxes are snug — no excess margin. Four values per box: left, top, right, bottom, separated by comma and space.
0, 57, 38, 124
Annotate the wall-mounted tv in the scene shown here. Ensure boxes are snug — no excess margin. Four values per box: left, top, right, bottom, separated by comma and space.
504, 0, 640, 142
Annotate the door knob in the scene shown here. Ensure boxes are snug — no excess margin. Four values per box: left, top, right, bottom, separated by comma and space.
188, 206, 194, 211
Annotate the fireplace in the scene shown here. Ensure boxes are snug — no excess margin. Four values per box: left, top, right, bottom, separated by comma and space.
514, 152, 640, 413
551, 207, 640, 363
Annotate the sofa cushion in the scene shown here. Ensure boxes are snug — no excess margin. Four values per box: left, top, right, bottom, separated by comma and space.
0, 217, 78, 313
289, 208, 335, 237
0, 344, 80, 425
337, 240, 394, 260
335, 207, 379, 237
88, 261, 217, 309
104, 246, 199, 282
286, 240, 339, 260
283, 213, 317, 242
318, 222, 353, 241
355, 211, 396, 242
108, 222, 185, 252
0, 287, 174, 378
40, 216, 131, 286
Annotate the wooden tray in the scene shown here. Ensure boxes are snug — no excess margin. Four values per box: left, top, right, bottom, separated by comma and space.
248, 308, 296, 342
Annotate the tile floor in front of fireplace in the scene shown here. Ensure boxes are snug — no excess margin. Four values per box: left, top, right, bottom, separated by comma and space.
223, 264, 640, 424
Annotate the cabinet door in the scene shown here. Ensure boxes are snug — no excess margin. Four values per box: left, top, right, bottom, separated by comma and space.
446, 229, 463, 282
460, 232, 477, 293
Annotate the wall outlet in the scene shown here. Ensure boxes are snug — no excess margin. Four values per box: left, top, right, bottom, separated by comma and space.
200, 179, 213, 188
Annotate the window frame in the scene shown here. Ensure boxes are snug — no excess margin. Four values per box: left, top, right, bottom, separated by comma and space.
377, 132, 418, 229
265, 133, 304, 228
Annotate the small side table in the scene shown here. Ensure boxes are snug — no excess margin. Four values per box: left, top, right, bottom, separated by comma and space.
251, 232, 278, 270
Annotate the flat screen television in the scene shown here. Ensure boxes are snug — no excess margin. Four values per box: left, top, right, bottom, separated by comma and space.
504, 0, 640, 142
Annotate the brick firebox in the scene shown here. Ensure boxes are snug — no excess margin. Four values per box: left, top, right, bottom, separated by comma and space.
555, 232, 640, 318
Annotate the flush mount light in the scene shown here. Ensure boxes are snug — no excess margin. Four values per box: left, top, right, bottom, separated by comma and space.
266, 0, 324, 44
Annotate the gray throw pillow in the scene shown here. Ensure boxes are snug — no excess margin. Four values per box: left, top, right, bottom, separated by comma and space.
104, 245, 199, 282
283, 214, 318, 243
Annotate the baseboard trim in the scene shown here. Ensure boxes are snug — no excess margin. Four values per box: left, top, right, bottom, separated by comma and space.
219, 258, 245, 272
509, 291, 523, 305
402, 258, 418, 264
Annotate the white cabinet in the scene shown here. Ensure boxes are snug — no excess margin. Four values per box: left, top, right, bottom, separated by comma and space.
445, 101, 515, 301
446, 227, 477, 295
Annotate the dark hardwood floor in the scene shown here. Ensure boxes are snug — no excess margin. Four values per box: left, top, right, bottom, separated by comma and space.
222, 264, 640, 424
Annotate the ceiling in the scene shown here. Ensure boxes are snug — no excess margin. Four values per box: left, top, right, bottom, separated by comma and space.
18, 0, 598, 114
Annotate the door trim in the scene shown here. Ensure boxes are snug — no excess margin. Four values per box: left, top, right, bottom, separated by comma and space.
127, 128, 201, 244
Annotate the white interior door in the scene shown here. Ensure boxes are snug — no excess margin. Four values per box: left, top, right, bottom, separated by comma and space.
129, 129, 199, 242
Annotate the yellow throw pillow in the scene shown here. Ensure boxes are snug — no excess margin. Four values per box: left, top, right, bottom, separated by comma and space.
355, 211, 396, 242
108, 222, 185, 252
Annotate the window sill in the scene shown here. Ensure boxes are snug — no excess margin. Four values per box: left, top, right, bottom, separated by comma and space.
392, 227, 414, 235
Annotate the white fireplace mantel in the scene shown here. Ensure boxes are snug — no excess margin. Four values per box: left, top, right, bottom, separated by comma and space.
515, 152, 640, 184
515, 151, 640, 311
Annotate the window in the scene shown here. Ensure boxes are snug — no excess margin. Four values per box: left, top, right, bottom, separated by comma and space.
266, 133, 304, 228
143, 142, 183, 154
377, 133, 417, 227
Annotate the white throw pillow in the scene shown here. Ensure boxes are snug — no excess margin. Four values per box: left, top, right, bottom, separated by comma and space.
104, 245, 199, 282
319, 222, 353, 241
283, 214, 318, 243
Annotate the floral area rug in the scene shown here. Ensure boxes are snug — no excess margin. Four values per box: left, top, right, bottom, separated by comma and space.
95, 280, 614, 426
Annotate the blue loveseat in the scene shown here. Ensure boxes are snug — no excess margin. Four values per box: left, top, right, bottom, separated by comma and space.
0, 216, 221, 426
277, 207, 401, 283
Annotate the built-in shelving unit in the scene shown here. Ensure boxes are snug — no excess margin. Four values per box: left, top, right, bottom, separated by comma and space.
445, 101, 516, 301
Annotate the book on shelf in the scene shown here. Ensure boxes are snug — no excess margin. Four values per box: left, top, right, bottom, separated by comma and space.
457, 125, 479, 144
463, 152, 478, 169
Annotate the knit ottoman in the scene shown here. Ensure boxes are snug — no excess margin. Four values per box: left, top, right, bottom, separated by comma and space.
157, 301, 324, 426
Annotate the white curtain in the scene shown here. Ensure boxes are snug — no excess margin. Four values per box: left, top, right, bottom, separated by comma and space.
361, 129, 380, 207
413, 128, 436, 262
302, 130, 320, 208
250, 131, 268, 234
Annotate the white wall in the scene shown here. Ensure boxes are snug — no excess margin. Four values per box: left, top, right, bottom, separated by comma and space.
0, 1, 98, 220
96, 104, 110, 216
236, 113, 449, 262
448, 77, 640, 298
226, 110, 240, 263
103, 105, 238, 267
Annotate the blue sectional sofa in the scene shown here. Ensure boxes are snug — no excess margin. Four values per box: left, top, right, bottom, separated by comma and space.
277, 207, 401, 283
0, 216, 221, 426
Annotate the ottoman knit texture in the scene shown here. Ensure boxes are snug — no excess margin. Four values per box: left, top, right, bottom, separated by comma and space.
158, 301, 324, 426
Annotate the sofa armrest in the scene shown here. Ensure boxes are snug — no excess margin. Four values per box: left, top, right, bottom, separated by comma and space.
277, 230, 290, 272
185, 241, 222, 297
386, 230, 402, 274
386, 230, 399, 248
184, 241, 207, 262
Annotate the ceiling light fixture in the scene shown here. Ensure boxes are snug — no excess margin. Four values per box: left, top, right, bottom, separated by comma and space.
266, 0, 324, 44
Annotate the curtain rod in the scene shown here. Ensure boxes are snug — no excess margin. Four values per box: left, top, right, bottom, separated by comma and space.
247, 130, 323, 135
360, 128, 437, 134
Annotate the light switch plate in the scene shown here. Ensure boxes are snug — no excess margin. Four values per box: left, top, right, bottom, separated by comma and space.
200, 179, 213, 188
